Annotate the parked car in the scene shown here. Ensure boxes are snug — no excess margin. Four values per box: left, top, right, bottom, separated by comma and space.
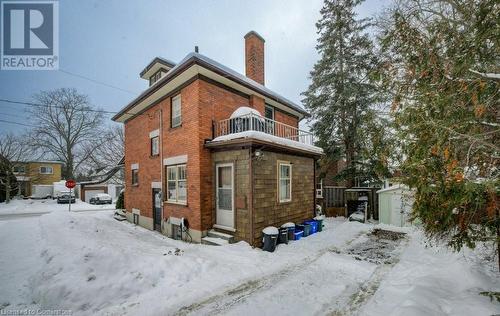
89, 193, 112, 205
57, 192, 75, 204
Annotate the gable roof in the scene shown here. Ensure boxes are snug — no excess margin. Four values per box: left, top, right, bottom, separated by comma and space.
112, 52, 309, 122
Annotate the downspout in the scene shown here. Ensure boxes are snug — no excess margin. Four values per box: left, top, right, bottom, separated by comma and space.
313, 158, 316, 216
159, 109, 164, 232
248, 147, 254, 247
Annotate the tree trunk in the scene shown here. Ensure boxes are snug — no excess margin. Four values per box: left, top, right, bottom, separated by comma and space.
5, 174, 10, 204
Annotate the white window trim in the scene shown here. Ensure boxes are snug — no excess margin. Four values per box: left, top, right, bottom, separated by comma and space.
163, 154, 187, 166
149, 129, 159, 138
316, 179, 323, 198
166, 164, 187, 205
171, 94, 182, 127
265, 104, 275, 120
278, 161, 292, 203
131, 163, 139, 170
39, 166, 53, 175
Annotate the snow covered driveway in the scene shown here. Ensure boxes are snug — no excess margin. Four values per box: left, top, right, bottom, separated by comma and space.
0, 210, 498, 315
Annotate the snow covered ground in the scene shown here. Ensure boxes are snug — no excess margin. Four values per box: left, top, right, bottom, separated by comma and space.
0, 198, 114, 216
0, 208, 498, 315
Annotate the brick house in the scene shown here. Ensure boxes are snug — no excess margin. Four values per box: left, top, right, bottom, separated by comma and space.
112, 31, 323, 246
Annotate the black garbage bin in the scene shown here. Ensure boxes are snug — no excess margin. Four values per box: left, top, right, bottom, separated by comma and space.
302, 223, 312, 237
262, 226, 279, 252
278, 227, 289, 244
281, 222, 295, 241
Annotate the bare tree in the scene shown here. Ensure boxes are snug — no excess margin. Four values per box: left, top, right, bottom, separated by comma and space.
0, 133, 33, 203
28, 88, 105, 179
79, 124, 124, 184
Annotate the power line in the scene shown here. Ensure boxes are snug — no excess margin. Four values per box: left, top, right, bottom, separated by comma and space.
0, 119, 35, 128
0, 98, 118, 115
58, 69, 140, 95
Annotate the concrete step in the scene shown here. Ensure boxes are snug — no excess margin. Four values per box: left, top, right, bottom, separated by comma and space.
201, 236, 229, 246
207, 229, 235, 243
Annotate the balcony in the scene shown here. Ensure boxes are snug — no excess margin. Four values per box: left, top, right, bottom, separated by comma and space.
213, 112, 315, 146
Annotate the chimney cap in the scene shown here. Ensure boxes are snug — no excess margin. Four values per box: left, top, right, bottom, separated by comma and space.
244, 30, 265, 43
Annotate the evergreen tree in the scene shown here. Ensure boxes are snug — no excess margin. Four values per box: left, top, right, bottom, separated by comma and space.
378, 0, 499, 264
303, 0, 389, 187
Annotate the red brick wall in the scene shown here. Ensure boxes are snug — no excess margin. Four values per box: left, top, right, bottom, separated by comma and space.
124, 104, 163, 219
275, 109, 299, 129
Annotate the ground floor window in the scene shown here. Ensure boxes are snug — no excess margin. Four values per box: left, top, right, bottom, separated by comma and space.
166, 164, 187, 204
278, 162, 292, 202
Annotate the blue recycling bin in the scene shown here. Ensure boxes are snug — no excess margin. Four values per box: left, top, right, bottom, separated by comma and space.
304, 220, 318, 234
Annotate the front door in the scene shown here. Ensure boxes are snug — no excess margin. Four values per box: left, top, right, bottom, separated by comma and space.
216, 163, 234, 229
152, 188, 162, 232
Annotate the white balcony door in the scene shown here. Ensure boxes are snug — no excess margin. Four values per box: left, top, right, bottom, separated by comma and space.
216, 163, 234, 229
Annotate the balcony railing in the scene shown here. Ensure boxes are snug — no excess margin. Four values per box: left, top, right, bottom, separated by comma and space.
213, 113, 314, 146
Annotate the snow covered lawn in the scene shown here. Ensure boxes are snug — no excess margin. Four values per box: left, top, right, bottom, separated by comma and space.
0, 210, 498, 315
0, 198, 114, 216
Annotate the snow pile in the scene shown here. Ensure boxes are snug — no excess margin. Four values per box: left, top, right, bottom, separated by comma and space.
360, 229, 500, 316
0, 199, 113, 215
0, 207, 498, 315
211, 130, 324, 154
230, 106, 263, 118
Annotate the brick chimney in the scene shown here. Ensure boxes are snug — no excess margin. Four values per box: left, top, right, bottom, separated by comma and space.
244, 31, 265, 85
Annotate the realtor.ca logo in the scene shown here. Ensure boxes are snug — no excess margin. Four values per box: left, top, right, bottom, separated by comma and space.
1, 0, 59, 70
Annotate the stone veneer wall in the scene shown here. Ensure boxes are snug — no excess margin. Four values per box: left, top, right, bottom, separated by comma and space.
252, 151, 315, 247
212, 149, 251, 243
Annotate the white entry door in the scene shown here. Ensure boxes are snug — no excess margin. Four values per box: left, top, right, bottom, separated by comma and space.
216, 163, 234, 229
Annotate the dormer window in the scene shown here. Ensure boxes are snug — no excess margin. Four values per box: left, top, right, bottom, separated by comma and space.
149, 70, 166, 86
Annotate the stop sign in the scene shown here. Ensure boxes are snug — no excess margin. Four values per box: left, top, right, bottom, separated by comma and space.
65, 179, 76, 189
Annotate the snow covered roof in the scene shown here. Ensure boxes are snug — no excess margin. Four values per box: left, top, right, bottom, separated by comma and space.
139, 57, 176, 79
209, 131, 324, 155
113, 52, 309, 122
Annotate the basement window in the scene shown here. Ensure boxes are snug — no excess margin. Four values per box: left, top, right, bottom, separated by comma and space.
278, 162, 292, 203
166, 164, 187, 204
39, 166, 53, 174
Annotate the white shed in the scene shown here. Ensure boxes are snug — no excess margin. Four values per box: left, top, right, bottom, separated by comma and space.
377, 185, 414, 227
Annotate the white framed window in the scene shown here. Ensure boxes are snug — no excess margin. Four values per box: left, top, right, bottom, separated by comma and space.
278, 162, 292, 203
39, 166, 53, 174
171, 94, 182, 128
166, 164, 187, 204
316, 179, 323, 198
151, 136, 159, 156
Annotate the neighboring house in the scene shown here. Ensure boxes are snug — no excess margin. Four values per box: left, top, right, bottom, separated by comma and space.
112, 31, 323, 247
12, 161, 64, 197
79, 158, 125, 202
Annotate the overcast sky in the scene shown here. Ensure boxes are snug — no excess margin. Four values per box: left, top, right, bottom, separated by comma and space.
0, 0, 390, 133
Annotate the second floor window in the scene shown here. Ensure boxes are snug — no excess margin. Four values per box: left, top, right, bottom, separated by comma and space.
151, 136, 159, 156
39, 166, 53, 174
131, 169, 139, 185
171, 94, 182, 128
166, 164, 187, 204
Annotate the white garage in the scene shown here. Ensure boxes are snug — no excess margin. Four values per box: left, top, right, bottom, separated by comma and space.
377, 185, 414, 227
